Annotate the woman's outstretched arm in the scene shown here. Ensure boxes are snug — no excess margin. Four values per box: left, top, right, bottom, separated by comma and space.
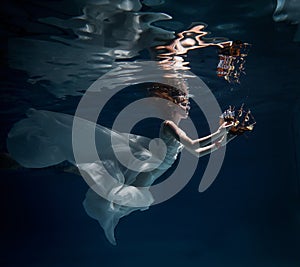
162, 120, 234, 158
193, 121, 233, 146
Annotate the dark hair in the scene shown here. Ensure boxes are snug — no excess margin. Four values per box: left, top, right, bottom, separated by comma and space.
148, 83, 187, 104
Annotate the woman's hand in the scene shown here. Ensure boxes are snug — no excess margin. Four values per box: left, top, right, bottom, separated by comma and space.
218, 121, 234, 133
215, 133, 227, 148
214, 129, 236, 149
214, 139, 223, 149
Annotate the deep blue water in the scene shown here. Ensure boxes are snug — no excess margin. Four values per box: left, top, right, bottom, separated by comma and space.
1, 0, 300, 266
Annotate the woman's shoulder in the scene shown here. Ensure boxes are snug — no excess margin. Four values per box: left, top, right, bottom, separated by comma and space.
161, 120, 176, 135
161, 120, 186, 141
162, 120, 176, 130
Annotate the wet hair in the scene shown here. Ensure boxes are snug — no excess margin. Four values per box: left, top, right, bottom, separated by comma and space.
148, 83, 188, 104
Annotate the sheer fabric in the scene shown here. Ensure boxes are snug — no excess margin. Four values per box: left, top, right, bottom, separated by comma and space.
7, 109, 183, 244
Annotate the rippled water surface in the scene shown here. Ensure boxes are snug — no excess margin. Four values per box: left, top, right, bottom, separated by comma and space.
1, 0, 300, 266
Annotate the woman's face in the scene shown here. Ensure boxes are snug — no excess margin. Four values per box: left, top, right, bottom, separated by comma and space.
173, 98, 190, 119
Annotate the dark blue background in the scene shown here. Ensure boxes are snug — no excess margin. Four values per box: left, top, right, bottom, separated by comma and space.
1, 0, 299, 266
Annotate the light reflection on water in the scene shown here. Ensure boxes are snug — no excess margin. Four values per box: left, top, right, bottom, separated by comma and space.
154, 24, 251, 85
1, 0, 300, 266
7, 0, 174, 97
5, 0, 255, 98
273, 0, 300, 41
155, 24, 231, 70
5, 0, 252, 99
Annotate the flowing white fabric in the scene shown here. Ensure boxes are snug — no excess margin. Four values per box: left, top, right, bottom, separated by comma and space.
7, 109, 183, 245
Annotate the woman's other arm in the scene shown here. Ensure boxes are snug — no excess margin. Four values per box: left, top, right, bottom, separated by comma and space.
163, 120, 234, 158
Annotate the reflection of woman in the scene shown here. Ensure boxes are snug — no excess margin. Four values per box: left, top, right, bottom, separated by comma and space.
7, 82, 233, 245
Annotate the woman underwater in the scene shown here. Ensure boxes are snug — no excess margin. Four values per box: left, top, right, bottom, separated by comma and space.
6, 79, 243, 245
6, 26, 254, 245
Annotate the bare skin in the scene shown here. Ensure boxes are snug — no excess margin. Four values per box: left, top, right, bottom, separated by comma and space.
162, 101, 234, 158
2, 98, 234, 172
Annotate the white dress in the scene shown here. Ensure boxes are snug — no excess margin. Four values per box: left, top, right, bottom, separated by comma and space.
7, 108, 183, 245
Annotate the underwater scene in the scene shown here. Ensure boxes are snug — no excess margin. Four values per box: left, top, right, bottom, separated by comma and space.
1, 0, 300, 266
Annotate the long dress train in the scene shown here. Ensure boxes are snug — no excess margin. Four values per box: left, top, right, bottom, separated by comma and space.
7, 108, 183, 245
